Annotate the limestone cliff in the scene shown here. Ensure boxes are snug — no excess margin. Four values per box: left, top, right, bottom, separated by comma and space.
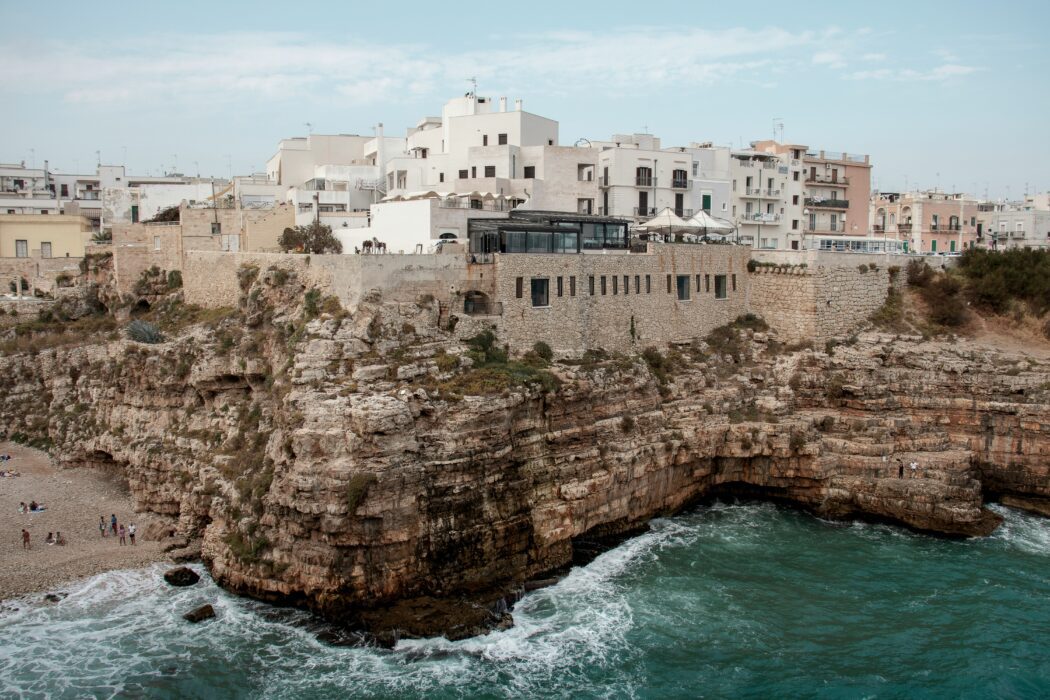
1, 268, 1047, 641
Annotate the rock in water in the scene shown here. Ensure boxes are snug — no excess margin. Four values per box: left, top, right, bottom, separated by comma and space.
183, 604, 215, 623
164, 567, 200, 587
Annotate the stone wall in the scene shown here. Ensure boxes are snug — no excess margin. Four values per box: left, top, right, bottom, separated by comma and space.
495, 244, 750, 354
748, 262, 892, 344
0, 254, 85, 298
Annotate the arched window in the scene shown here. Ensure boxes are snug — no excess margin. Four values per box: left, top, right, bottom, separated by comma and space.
439, 232, 458, 240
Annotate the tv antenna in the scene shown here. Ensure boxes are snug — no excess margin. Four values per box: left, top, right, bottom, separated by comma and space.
305, 122, 313, 135
772, 118, 784, 143
467, 77, 477, 97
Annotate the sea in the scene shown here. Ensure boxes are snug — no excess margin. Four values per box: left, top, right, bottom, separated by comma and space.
1, 502, 1048, 699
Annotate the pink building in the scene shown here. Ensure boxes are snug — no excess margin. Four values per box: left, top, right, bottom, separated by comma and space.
801, 149, 872, 240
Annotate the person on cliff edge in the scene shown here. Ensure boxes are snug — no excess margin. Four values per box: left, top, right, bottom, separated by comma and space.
897, 460, 904, 479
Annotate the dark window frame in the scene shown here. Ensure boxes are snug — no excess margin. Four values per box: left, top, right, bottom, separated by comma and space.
570, 276, 576, 296
676, 275, 691, 301
715, 274, 728, 300
531, 278, 550, 307
515, 277, 523, 298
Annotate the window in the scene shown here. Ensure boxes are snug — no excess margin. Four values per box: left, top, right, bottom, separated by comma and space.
570, 276, 576, 296
153, 236, 161, 251
15, 240, 28, 257
40, 242, 52, 258
792, 195, 799, 205
732, 274, 737, 291
666, 274, 672, 293
548, 139, 554, 146
471, 166, 477, 178
60, 184, 68, 197
676, 275, 691, 301
439, 173, 444, 183
531, 278, 550, 307
515, 277, 523, 298
793, 171, 799, 181
624, 275, 629, 295
635, 275, 640, 294
40, 210, 48, 215
589, 275, 595, 295
705, 275, 710, 293
557, 276, 564, 297
523, 166, 535, 179
792, 220, 799, 230
131, 205, 139, 223
714, 275, 728, 299
601, 276, 607, 295
645, 274, 651, 293
211, 222, 221, 235
612, 276, 618, 295
484, 166, 496, 178
483, 135, 488, 146
695, 274, 701, 291
498, 133, 508, 145
458, 170, 468, 179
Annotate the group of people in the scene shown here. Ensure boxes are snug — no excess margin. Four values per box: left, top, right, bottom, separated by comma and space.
18, 501, 45, 513
895, 459, 921, 479
99, 514, 136, 546
17, 528, 62, 550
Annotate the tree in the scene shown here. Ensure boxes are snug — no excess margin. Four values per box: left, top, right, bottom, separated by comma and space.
278, 222, 343, 254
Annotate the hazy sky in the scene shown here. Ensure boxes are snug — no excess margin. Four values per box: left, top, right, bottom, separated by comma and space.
2, 0, 1047, 199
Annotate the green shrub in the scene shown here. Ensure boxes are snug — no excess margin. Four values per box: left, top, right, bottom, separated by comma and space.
303, 289, 322, 319
888, 265, 901, 282
532, 341, 553, 362
621, 415, 636, 433
921, 275, 967, 327
237, 264, 260, 292
789, 432, 806, 452
705, 325, 746, 362
346, 473, 377, 514
826, 374, 846, 400
166, 270, 183, 289
127, 320, 163, 344
857, 264, 869, 274
733, 313, 768, 332
958, 248, 1050, 314
906, 260, 933, 287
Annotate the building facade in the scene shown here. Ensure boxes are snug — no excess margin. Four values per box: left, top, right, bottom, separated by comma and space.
871, 190, 980, 254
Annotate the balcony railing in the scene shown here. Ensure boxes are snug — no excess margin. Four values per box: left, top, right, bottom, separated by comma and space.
1010, 230, 1027, 238
806, 222, 845, 233
805, 174, 850, 186
671, 178, 689, 189
741, 213, 781, 224
635, 176, 656, 187
931, 224, 961, 231
805, 197, 849, 209
897, 223, 913, 233
674, 208, 694, 218
745, 187, 780, 197
634, 207, 657, 217
873, 224, 885, 233
599, 176, 609, 187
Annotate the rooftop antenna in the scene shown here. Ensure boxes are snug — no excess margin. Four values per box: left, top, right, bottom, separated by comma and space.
122, 146, 127, 167
95, 150, 101, 168
467, 77, 477, 97
305, 122, 313, 135
772, 118, 784, 143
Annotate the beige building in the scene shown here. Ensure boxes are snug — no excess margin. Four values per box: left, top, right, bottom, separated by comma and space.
800, 149, 872, 242
871, 190, 979, 254
0, 214, 93, 259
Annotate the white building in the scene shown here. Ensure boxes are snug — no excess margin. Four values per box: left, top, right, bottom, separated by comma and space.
985, 203, 1050, 250
727, 143, 806, 250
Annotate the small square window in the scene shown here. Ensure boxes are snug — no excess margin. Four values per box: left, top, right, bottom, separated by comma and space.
792, 220, 799, 230
793, 172, 799, 181
523, 166, 536, 179
715, 275, 728, 299
211, 222, 221, 235
484, 166, 496, 178
792, 195, 799, 205
458, 170, 468, 179
498, 133, 508, 145
531, 278, 549, 307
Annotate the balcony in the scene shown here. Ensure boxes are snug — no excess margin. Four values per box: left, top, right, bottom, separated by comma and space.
806, 222, 845, 233
673, 208, 694, 218
598, 176, 609, 187
805, 174, 850, 186
743, 187, 780, 198
671, 178, 689, 189
635, 176, 656, 187
805, 197, 849, 210
1010, 230, 1027, 239
873, 224, 884, 233
634, 207, 657, 217
740, 212, 781, 224
931, 224, 961, 232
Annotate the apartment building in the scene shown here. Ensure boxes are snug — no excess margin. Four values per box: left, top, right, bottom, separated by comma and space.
0, 213, 93, 259
978, 202, 1050, 250
871, 190, 980, 253
727, 142, 806, 250
799, 148, 872, 240
590, 134, 694, 221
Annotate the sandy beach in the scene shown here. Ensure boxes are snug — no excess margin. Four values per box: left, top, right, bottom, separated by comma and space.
0, 442, 169, 600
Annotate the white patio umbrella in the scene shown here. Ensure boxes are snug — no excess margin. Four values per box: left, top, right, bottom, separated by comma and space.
636, 207, 700, 241
687, 210, 734, 233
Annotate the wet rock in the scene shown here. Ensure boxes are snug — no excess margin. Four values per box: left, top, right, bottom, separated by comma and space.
183, 604, 215, 623
164, 567, 200, 587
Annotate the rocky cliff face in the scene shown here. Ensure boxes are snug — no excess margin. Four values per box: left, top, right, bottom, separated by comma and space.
1, 267, 1047, 642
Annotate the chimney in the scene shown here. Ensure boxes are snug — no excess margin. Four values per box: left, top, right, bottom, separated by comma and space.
499, 97, 507, 112
514, 98, 523, 111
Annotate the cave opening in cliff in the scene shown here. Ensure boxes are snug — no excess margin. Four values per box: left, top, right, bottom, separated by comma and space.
131, 299, 151, 317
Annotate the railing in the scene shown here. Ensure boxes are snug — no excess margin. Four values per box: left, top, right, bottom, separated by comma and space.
598, 176, 609, 187
634, 207, 657, 217
438, 199, 511, 211
805, 197, 849, 209
674, 208, 694, 218
898, 223, 913, 233
463, 299, 502, 315
806, 222, 845, 233
1010, 230, 1027, 238
467, 252, 495, 264
931, 224, 961, 231
671, 178, 689, 189
873, 224, 885, 233
746, 188, 780, 197
635, 176, 656, 187
741, 213, 781, 223
805, 174, 850, 186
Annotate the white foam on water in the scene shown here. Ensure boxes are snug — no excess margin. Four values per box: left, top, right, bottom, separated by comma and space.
988, 504, 1050, 557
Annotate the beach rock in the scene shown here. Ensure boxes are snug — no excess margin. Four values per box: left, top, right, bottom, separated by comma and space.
164, 567, 200, 587
183, 604, 215, 623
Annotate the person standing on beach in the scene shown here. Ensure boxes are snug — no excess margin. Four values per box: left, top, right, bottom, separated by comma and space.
110, 514, 117, 537
118, 524, 126, 546
99, 516, 106, 538
128, 523, 136, 546
22, 528, 30, 550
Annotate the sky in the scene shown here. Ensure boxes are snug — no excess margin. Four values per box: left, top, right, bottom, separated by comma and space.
1, 0, 1047, 199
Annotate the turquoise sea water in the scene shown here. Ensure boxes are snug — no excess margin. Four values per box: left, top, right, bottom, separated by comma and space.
2, 502, 1048, 699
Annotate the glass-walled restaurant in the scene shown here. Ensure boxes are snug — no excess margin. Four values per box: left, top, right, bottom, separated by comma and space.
468, 211, 630, 255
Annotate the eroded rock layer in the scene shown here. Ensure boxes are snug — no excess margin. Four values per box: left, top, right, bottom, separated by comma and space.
1, 272, 1047, 640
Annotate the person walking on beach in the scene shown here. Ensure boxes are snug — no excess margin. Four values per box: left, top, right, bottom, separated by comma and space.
128, 523, 136, 546
99, 516, 106, 538
110, 514, 117, 537
118, 524, 126, 546
22, 528, 30, 550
